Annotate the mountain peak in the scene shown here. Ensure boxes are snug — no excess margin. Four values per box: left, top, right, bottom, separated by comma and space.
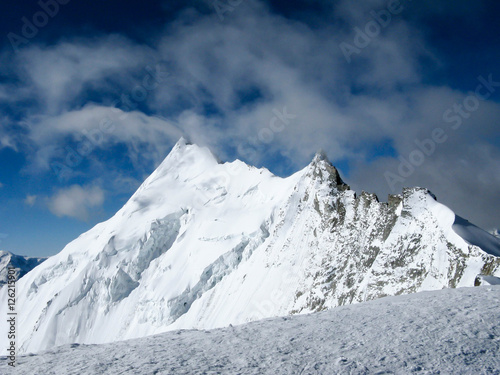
173, 136, 191, 149
136, 138, 219, 191
308, 150, 347, 188
312, 149, 329, 164
163, 137, 218, 165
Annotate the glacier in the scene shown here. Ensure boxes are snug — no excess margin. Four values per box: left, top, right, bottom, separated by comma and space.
1, 137, 499, 355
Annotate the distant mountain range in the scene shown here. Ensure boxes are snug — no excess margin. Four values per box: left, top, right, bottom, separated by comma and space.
0, 251, 45, 287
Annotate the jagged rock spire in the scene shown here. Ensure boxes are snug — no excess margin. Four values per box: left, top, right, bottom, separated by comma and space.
309, 149, 348, 189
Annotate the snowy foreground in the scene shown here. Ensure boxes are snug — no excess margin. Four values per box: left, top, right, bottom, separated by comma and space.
3, 286, 499, 374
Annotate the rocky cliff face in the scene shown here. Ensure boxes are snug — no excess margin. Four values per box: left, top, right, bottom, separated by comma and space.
2, 139, 499, 354
283, 157, 500, 313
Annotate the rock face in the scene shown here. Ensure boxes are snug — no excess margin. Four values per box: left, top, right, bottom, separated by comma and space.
2, 138, 500, 354
0, 251, 46, 287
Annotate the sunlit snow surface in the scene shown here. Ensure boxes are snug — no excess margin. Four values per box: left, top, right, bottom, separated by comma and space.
3, 286, 500, 375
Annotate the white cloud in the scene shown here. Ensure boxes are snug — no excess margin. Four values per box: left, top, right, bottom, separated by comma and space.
12, 35, 156, 115
23, 104, 182, 175
0, 182, 3, 188
25, 195, 37, 206
47, 185, 105, 221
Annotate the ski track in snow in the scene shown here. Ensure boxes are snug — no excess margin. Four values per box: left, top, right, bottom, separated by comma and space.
3, 286, 500, 375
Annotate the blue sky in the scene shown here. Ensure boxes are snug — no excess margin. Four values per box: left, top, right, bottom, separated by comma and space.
0, 0, 499, 257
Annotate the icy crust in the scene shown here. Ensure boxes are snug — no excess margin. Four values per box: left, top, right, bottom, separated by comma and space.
4, 286, 500, 375
2, 143, 500, 354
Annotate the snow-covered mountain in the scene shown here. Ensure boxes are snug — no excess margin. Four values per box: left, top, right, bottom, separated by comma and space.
2, 138, 500, 354
0, 250, 45, 287
4, 286, 500, 374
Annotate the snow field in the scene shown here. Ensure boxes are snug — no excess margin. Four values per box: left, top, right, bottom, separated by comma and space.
3, 286, 499, 375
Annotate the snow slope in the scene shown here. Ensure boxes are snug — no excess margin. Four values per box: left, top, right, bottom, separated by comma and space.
4, 286, 500, 375
453, 216, 500, 257
476, 275, 500, 286
0, 251, 46, 287
1, 138, 499, 355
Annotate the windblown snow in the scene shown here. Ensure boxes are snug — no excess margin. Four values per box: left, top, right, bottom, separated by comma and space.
1, 138, 499, 355
3, 286, 499, 374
